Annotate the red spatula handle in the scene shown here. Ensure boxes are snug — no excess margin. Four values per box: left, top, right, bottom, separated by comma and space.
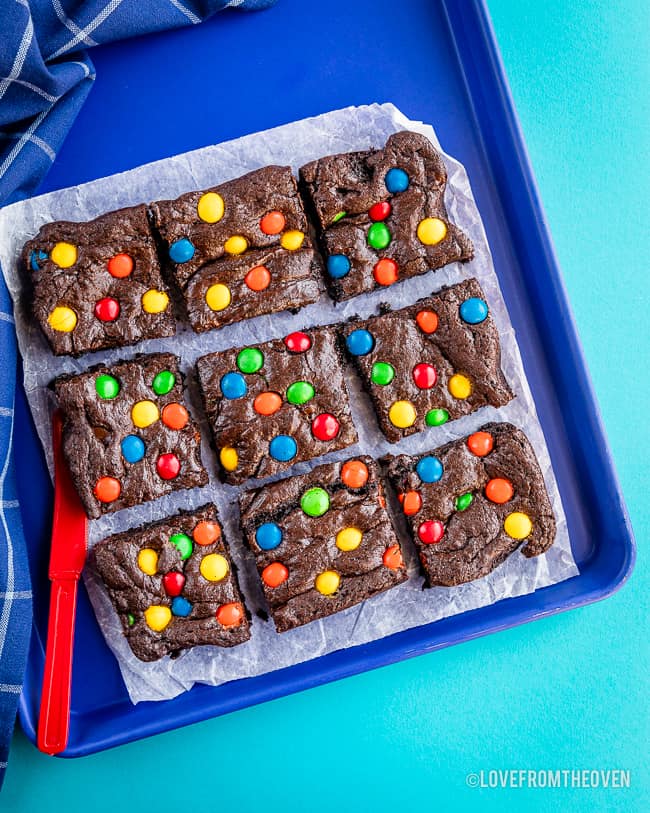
37, 577, 79, 755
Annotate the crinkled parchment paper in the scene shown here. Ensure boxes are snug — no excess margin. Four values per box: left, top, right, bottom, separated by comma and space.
0, 104, 578, 702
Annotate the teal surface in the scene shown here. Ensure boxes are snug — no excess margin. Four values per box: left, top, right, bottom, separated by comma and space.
5, 0, 649, 810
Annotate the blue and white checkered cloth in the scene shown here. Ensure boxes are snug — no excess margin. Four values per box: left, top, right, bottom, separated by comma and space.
0, 0, 275, 787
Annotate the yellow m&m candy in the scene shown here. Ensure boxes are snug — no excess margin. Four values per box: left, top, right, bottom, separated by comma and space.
315, 570, 340, 596
280, 230, 305, 251
205, 283, 231, 311
416, 218, 447, 246
336, 527, 362, 551
137, 548, 158, 576
141, 289, 169, 314
131, 400, 159, 428
389, 400, 417, 428
50, 241, 77, 268
224, 235, 248, 255
448, 374, 472, 399
197, 192, 225, 223
199, 553, 229, 582
144, 605, 172, 632
220, 446, 238, 471
47, 306, 77, 332
504, 512, 533, 540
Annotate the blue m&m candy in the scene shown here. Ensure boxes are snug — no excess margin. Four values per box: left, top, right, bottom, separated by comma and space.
220, 372, 247, 399
121, 434, 145, 464
416, 456, 444, 483
459, 297, 489, 325
255, 522, 283, 551
171, 596, 192, 617
384, 168, 409, 194
269, 435, 297, 462
346, 329, 375, 356
30, 249, 48, 271
327, 254, 351, 279
169, 238, 195, 263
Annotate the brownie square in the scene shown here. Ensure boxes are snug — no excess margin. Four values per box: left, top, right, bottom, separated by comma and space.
299, 131, 473, 301
23, 204, 175, 356
54, 353, 208, 519
340, 278, 513, 443
239, 456, 407, 633
385, 422, 556, 587
91, 505, 250, 661
149, 166, 324, 333
196, 327, 358, 485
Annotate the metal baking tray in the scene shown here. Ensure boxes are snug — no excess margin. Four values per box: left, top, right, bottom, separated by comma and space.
16, 0, 635, 755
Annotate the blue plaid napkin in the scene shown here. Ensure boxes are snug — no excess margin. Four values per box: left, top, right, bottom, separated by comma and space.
0, 0, 275, 787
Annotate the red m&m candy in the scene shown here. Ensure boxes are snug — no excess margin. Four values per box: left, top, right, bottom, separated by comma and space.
412, 363, 437, 389
94, 297, 120, 322
418, 520, 444, 544
284, 331, 311, 353
156, 453, 180, 480
368, 201, 392, 221
312, 413, 340, 441
163, 571, 185, 597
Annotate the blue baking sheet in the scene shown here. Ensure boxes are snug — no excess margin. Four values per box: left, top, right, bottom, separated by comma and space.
17, 0, 635, 756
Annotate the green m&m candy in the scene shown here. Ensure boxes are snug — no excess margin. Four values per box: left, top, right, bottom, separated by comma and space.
127, 613, 135, 626
301, 487, 330, 517
371, 362, 395, 386
170, 533, 193, 560
95, 374, 120, 400
367, 222, 391, 250
425, 408, 449, 427
152, 370, 175, 395
286, 381, 315, 405
455, 493, 473, 512
332, 211, 347, 223
237, 347, 264, 374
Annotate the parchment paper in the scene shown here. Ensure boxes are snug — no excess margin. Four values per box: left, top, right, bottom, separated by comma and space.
0, 104, 578, 702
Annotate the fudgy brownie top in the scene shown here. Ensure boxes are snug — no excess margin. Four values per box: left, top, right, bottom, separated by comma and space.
54, 352, 208, 519
91, 504, 250, 661
150, 166, 323, 332
299, 130, 473, 300
340, 278, 513, 443
197, 327, 358, 485
385, 422, 556, 587
239, 456, 408, 633
23, 204, 175, 356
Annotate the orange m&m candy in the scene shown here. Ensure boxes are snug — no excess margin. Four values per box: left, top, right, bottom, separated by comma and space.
161, 403, 189, 430
402, 490, 422, 515
467, 431, 494, 457
259, 211, 286, 235
216, 602, 245, 628
382, 545, 404, 570
262, 562, 289, 588
485, 478, 514, 504
373, 258, 399, 286
244, 265, 271, 292
94, 476, 121, 503
416, 310, 439, 334
107, 253, 133, 278
341, 460, 369, 489
193, 520, 221, 546
254, 391, 282, 416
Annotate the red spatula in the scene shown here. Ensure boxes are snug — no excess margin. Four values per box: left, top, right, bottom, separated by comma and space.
37, 409, 88, 755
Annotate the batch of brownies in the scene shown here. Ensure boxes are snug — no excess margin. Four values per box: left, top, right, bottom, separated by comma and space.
23, 131, 556, 663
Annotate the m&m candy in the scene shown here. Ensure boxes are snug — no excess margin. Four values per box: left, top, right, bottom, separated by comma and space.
327, 254, 351, 279
467, 431, 493, 457
341, 459, 369, 489
382, 545, 403, 570
220, 446, 238, 471
336, 527, 362, 551
94, 476, 121, 503
171, 596, 192, 617
415, 310, 439, 334
162, 403, 189, 430
284, 332, 311, 353
280, 230, 305, 251
416, 217, 447, 246
384, 168, 409, 193
485, 478, 514, 504
107, 253, 133, 278
50, 242, 77, 268
402, 491, 422, 515
221, 372, 247, 399
254, 391, 282, 416
256, 522, 283, 551
416, 456, 443, 483
197, 192, 225, 223
460, 297, 488, 324
200, 553, 229, 582
163, 571, 185, 596
132, 400, 159, 428
237, 347, 264, 373
30, 249, 47, 271
224, 235, 248, 255
448, 373, 472, 400
269, 434, 297, 462
244, 265, 271, 291
205, 283, 231, 311
504, 512, 532, 540
311, 413, 340, 441
412, 363, 437, 389
369, 201, 391, 221
455, 493, 473, 512
193, 520, 221, 546
262, 562, 289, 588
418, 520, 444, 544
141, 289, 169, 314
367, 222, 391, 250
425, 408, 449, 427
169, 238, 195, 263
94, 297, 120, 322
373, 258, 398, 286
156, 452, 180, 479
47, 306, 77, 332
346, 329, 374, 356
152, 370, 175, 395
121, 434, 145, 463
389, 400, 416, 429
170, 532, 193, 559
260, 210, 286, 234
145, 605, 171, 631
137, 548, 158, 575
301, 487, 330, 517
371, 362, 395, 386
315, 570, 340, 596
95, 374, 120, 399
216, 602, 245, 627
286, 381, 315, 405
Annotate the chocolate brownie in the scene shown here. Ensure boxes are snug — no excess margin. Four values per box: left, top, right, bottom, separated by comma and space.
91, 505, 250, 661
54, 353, 208, 519
299, 131, 473, 300
149, 166, 323, 333
196, 327, 358, 485
385, 423, 556, 587
23, 204, 175, 356
340, 278, 512, 443
239, 456, 407, 633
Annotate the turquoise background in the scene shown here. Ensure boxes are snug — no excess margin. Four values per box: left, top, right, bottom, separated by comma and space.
5, 0, 649, 810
